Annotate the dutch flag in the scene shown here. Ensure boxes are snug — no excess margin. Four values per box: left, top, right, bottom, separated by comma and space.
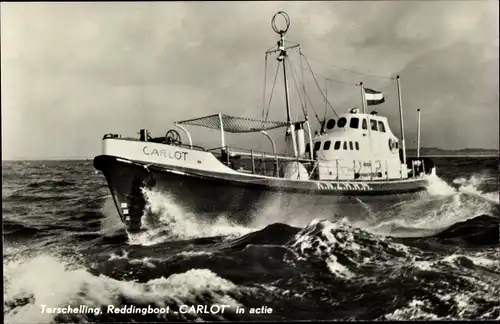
364, 88, 385, 105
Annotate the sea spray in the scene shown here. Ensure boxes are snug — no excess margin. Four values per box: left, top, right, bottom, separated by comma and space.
126, 189, 254, 246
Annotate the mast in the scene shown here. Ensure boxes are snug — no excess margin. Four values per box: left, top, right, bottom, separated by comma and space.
218, 112, 225, 148
299, 48, 313, 159
271, 11, 297, 158
396, 75, 407, 164
417, 109, 421, 159
360, 82, 367, 114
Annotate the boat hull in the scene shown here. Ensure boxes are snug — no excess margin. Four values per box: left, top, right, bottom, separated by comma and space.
94, 154, 432, 232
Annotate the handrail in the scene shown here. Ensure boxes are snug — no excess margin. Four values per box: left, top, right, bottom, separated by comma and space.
174, 123, 193, 148
228, 149, 314, 163
259, 131, 276, 156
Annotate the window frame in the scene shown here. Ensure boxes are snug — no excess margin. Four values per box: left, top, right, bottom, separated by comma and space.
349, 117, 359, 129
378, 121, 386, 132
326, 119, 336, 130
324, 141, 331, 150
337, 117, 347, 128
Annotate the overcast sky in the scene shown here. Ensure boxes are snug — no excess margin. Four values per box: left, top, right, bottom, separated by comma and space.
2, 1, 498, 160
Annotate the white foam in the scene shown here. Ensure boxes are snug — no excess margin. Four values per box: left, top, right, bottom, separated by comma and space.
108, 251, 129, 261
467, 256, 500, 270
288, 218, 359, 279
177, 251, 213, 257
425, 174, 457, 196
126, 189, 255, 246
413, 261, 434, 271
365, 183, 497, 238
107, 252, 157, 268
454, 174, 499, 204
99, 197, 125, 235
384, 299, 439, 320
325, 256, 354, 279
128, 257, 157, 268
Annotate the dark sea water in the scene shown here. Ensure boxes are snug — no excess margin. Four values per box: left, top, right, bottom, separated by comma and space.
3, 157, 500, 323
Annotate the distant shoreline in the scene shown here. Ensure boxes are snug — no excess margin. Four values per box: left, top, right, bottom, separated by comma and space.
407, 154, 498, 158
3, 154, 498, 162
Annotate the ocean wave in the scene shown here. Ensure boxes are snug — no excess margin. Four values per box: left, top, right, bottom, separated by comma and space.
27, 179, 76, 189
125, 189, 255, 246
3, 158, 499, 321
4, 254, 245, 324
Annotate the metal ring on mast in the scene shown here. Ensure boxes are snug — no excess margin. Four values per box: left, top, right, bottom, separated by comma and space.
271, 11, 290, 35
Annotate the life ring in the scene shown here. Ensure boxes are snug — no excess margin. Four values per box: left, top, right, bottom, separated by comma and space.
388, 138, 398, 154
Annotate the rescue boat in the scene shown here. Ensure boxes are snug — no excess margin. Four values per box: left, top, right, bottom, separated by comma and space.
94, 12, 435, 232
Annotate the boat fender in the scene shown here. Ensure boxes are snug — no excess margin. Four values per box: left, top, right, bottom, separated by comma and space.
388, 138, 398, 154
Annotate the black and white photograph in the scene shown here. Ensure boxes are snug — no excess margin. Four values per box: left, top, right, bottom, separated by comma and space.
2, 1, 499, 322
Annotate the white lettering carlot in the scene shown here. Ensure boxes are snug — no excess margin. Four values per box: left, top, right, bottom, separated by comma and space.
179, 304, 230, 315
102, 139, 241, 174
142, 146, 188, 161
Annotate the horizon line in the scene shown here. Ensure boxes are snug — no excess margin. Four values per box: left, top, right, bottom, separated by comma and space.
3, 154, 499, 162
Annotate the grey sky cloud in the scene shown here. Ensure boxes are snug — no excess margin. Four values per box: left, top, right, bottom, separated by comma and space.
1, 1, 498, 160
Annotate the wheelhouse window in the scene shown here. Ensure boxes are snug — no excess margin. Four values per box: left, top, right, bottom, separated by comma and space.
334, 141, 341, 150
305, 143, 310, 153
355, 142, 359, 150
314, 141, 321, 151
324, 141, 331, 150
343, 141, 348, 150
349, 141, 354, 150
349, 117, 359, 129
362, 119, 367, 130
337, 117, 347, 128
378, 121, 386, 132
326, 119, 336, 130
370, 119, 378, 131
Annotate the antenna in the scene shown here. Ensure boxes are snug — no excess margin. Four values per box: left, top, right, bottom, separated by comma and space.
271, 11, 290, 35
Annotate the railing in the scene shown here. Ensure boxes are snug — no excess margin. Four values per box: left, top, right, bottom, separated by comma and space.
109, 133, 427, 181
211, 147, 427, 181
312, 159, 425, 181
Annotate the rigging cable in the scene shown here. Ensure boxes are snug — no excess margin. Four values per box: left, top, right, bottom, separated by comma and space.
323, 78, 328, 121
288, 55, 325, 127
264, 60, 282, 122
261, 55, 268, 122
286, 58, 307, 119
301, 53, 340, 118
299, 48, 307, 118
287, 55, 322, 124
302, 54, 395, 80
297, 65, 358, 86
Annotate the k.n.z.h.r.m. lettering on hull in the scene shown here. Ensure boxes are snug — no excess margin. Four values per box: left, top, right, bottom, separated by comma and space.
316, 182, 372, 191
142, 146, 188, 161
